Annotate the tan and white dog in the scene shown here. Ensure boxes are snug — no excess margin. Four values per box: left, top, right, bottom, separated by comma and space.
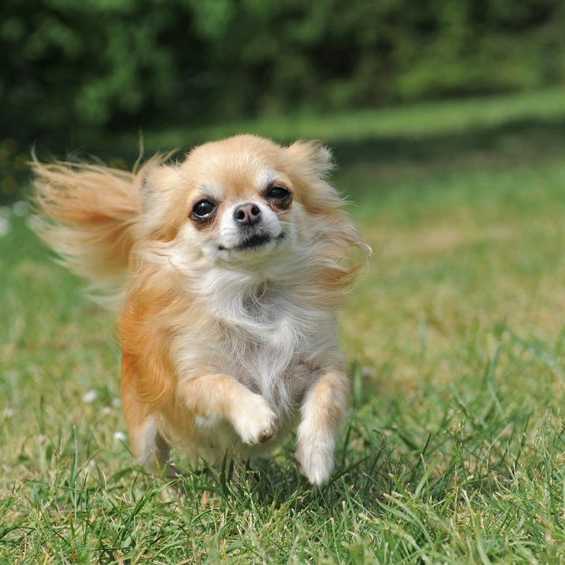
33, 135, 366, 484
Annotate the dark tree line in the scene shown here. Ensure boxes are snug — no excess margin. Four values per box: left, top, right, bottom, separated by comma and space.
2, 0, 564, 144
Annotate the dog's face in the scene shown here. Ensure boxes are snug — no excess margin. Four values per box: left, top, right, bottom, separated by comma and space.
139, 135, 344, 270
181, 137, 297, 263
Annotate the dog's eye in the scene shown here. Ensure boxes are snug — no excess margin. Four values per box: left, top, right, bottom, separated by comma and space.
192, 199, 216, 219
266, 185, 291, 200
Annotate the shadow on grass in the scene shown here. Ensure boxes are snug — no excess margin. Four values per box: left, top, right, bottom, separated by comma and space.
330, 117, 565, 173
163, 346, 564, 518
31, 115, 565, 174
163, 413, 533, 519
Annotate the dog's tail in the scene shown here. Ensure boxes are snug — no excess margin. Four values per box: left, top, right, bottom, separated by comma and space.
31, 158, 147, 309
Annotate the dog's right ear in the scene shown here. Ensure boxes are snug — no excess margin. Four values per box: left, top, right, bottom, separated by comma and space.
136, 159, 184, 240
138, 160, 181, 214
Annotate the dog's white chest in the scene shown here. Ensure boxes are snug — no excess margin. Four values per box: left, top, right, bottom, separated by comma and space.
227, 300, 305, 405
174, 286, 336, 414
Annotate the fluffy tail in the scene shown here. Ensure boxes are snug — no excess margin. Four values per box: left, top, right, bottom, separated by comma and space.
32, 158, 144, 308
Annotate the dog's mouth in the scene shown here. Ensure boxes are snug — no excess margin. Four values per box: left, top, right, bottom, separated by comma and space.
218, 231, 285, 252
236, 233, 272, 250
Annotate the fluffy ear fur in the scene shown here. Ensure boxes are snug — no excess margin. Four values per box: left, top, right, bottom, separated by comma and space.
31, 157, 141, 307
136, 162, 186, 241
285, 140, 335, 181
139, 163, 181, 212
285, 140, 345, 217
285, 140, 370, 293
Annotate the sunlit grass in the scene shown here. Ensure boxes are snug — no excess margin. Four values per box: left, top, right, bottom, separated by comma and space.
130, 87, 565, 149
2, 89, 565, 562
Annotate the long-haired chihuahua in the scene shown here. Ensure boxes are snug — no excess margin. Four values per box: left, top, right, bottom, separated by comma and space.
33, 135, 366, 485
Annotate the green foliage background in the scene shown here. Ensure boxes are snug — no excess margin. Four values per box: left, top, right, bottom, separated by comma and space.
3, 0, 565, 144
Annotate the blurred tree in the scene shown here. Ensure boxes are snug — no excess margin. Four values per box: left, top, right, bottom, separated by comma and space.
1, 0, 564, 146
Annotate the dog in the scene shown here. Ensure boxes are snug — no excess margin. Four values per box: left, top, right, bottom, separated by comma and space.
32, 135, 366, 484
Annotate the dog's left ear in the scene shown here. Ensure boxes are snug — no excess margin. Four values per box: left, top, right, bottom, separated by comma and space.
285, 140, 343, 214
286, 139, 368, 279
285, 140, 335, 181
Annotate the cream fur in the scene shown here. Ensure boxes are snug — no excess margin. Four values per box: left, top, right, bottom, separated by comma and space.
32, 135, 367, 485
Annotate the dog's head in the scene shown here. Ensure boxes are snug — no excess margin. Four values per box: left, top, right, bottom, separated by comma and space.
137, 135, 362, 282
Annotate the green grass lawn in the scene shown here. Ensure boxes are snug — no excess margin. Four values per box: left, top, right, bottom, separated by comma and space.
2, 88, 565, 563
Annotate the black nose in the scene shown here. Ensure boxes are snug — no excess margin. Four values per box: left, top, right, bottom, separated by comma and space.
234, 203, 261, 226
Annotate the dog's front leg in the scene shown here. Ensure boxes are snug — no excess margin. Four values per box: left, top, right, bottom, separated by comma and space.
295, 369, 349, 485
179, 374, 277, 445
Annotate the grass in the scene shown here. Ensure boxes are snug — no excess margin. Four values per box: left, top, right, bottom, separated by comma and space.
2, 87, 565, 562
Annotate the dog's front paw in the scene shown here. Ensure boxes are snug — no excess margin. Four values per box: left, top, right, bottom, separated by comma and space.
232, 393, 277, 445
295, 424, 335, 486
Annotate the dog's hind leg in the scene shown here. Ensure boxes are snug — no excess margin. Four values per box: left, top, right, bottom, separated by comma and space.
132, 416, 169, 471
121, 355, 182, 478
124, 406, 185, 479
